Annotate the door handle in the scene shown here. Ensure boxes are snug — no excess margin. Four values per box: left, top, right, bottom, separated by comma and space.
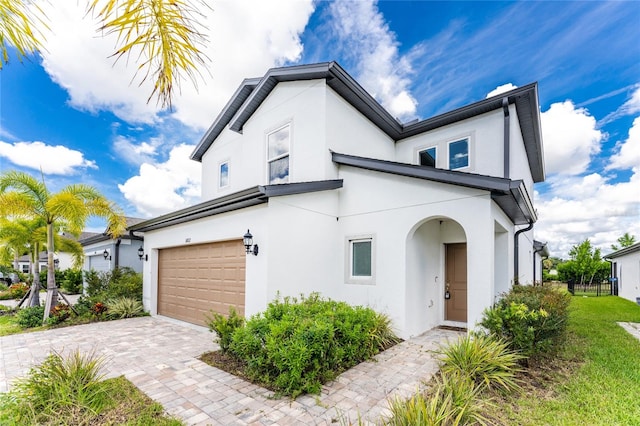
445, 282, 451, 300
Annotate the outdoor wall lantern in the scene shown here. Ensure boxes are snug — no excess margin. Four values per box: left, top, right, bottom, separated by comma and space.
103, 249, 111, 260
243, 229, 259, 256
137, 246, 148, 261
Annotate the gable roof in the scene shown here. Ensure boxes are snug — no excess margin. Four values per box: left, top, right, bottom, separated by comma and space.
190, 61, 544, 182
604, 242, 640, 259
129, 180, 344, 232
332, 152, 536, 225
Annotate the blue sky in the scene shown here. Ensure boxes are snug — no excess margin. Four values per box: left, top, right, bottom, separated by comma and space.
1, 0, 639, 258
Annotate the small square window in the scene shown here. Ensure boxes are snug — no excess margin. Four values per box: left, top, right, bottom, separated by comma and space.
219, 161, 229, 188
346, 235, 375, 284
352, 240, 372, 277
267, 125, 290, 184
418, 147, 437, 167
449, 138, 469, 169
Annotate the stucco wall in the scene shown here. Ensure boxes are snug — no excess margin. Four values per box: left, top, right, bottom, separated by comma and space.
615, 253, 640, 303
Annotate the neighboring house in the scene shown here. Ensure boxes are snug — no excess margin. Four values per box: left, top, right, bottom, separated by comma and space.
80, 218, 146, 274
17, 252, 48, 274
605, 242, 640, 304
130, 62, 545, 338
533, 240, 549, 284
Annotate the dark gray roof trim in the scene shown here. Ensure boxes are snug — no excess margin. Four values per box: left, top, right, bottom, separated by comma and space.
604, 242, 640, 259
190, 62, 544, 183
190, 78, 261, 161
129, 180, 344, 232
332, 152, 536, 225
79, 233, 142, 247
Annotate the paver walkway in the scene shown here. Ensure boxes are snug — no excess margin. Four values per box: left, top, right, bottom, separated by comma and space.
619, 322, 640, 342
0, 317, 461, 425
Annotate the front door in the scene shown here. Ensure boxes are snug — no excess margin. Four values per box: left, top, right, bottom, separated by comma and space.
445, 243, 467, 322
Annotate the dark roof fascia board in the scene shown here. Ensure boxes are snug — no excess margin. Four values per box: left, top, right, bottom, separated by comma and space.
332, 152, 535, 225
513, 84, 545, 182
80, 233, 142, 247
190, 77, 262, 161
129, 180, 344, 232
260, 179, 343, 197
604, 242, 640, 259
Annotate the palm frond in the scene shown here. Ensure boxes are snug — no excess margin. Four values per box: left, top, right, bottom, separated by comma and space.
0, 0, 48, 69
88, 0, 209, 108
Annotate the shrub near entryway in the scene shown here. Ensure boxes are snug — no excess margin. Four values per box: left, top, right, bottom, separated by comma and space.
218, 293, 400, 398
480, 285, 571, 363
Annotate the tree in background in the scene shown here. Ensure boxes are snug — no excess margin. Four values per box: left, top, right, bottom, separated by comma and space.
558, 239, 609, 286
0, 171, 126, 320
610, 232, 636, 252
0, 0, 208, 107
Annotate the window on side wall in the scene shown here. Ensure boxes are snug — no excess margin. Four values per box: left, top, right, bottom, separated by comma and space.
418, 146, 437, 167
267, 124, 290, 184
448, 138, 469, 170
219, 161, 229, 189
346, 235, 375, 284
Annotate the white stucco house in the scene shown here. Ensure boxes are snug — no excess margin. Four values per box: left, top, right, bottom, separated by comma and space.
605, 243, 640, 304
130, 62, 545, 338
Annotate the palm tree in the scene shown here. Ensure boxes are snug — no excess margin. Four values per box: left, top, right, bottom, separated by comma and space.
611, 232, 637, 251
0, 170, 126, 319
1, 0, 208, 108
0, 217, 46, 306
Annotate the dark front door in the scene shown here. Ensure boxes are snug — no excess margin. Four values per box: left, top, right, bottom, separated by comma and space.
445, 243, 467, 322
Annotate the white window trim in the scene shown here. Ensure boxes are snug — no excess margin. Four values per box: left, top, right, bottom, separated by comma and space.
345, 234, 376, 285
415, 145, 438, 167
218, 159, 230, 190
265, 122, 292, 185
447, 136, 471, 171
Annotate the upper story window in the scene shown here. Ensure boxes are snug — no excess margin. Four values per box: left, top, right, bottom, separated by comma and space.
219, 161, 229, 189
448, 138, 469, 170
418, 146, 437, 167
267, 124, 290, 184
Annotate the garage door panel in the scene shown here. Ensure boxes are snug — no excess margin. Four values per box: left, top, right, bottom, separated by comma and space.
158, 240, 245, 326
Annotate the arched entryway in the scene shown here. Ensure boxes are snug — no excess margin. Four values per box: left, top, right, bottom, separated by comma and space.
405, 217, 467, 337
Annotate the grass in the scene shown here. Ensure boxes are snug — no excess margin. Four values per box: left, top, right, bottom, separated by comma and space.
490, 296, 640, 425
0, 314, 29, 336
0, 350, 183, 425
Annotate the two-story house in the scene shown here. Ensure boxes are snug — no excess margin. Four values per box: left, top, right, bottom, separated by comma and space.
130, 62, 544, 338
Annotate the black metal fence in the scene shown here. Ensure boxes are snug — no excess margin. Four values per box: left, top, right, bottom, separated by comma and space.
567, 279, 616, 296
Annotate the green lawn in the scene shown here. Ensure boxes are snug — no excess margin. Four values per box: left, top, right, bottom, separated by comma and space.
496, 296, 640, 425
0, 315, 22, 336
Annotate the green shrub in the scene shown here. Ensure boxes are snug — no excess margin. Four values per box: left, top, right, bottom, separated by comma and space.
106, 297, 144, 319
84, 269, 105, 298
0, 282, 7, 292
480, 285, 571, 362
15, 305, 45, 328
438, 334, 522, 393
1, 350, 112, 425
61, 269, 83, 294
229, 293, 400, 397
206, 306, 244, 352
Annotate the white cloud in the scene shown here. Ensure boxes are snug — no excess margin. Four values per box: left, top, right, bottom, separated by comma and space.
33, 0, 315, 130
535, 167, 640, 257
540, 101, 604, 175
112, 135, 160, 166
327, 0, 418, 121
608, 117, 640, 171
118, 144, 201, 217
486, 83, 518, 98
0, 141, 97, 175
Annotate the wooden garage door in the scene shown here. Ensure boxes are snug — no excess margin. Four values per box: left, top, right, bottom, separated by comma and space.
158, 240, 245, 326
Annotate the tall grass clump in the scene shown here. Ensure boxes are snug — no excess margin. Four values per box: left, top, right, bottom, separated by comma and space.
224, 293, 400, 397
0, 350, 112, 425
480, 285, 571, 363
438, 333, 522, 393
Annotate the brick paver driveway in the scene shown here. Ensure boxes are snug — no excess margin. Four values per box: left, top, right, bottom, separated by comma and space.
0, 317, 461, 425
